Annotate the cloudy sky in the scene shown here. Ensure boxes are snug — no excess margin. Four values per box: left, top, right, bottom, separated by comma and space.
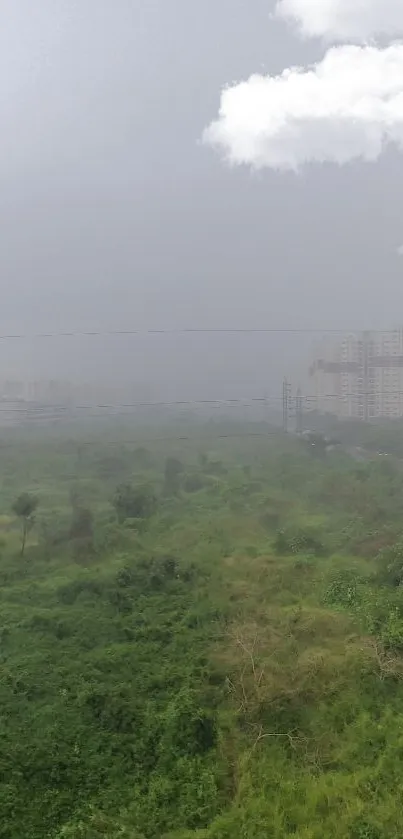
1, 0, 403, 397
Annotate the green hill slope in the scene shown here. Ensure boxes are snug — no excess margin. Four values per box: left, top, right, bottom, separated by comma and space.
1, 428, 403, 838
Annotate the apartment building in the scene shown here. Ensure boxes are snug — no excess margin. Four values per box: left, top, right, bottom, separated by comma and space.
370, 329, 403, 419
310, 329, 403, 420
309, 337, 342, 416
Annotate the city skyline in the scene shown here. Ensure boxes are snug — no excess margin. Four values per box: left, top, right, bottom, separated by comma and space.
310, 328, 403, 420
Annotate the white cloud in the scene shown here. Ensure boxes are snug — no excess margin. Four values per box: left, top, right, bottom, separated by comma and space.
275, 0, 403, 42
203, 44, 403, 171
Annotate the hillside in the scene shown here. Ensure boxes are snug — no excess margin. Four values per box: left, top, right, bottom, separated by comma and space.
1, 424, 403, 838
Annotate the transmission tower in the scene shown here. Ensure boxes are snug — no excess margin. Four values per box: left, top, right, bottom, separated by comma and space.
282, 378, 292, 433
296, 387, 303, 434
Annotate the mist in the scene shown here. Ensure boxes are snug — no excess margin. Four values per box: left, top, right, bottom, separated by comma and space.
2, 0, 403, 405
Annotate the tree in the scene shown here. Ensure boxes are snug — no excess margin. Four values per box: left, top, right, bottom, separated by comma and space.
70, 506, 94, 541
183, 473, 205, 493
69, 488, 94, 542
198, 452, 208, 469
12, 493, 39, 556
164, 457, 184, 494
112, 483, 157, 523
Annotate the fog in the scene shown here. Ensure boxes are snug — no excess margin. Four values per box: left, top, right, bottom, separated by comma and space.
1, 0, 403, 403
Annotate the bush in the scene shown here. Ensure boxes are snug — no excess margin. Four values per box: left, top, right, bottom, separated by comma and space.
159, 690, 217, 760
274, 527, 326, 557
164, 458, 184, 494
324, 570, 361, 609
380, 607, 403, 651
57, 578, 104, 605
183, 474, 206, 493
55, 811, 146, 838
113, 483, 157, 523
349, 819, 382, 839
70, 506, 94, 541
376, 541, 403, 587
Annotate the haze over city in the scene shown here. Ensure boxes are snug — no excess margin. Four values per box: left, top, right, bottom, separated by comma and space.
1, 0, 403, 403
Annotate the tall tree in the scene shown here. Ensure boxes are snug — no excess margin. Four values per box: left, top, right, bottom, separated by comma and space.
12, 493, 39, 556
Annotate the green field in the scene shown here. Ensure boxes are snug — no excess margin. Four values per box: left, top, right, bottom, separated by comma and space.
2, 420, 403, 837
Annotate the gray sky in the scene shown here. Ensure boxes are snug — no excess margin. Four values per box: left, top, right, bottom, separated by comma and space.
1, 0, 403, 397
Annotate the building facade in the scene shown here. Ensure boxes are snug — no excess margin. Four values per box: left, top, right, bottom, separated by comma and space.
310, 329, 403, 420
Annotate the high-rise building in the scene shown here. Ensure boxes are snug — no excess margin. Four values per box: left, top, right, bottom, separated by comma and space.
310, 329, 403, 420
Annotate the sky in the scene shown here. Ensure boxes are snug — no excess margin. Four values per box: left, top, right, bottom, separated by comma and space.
1, 0, 403, 399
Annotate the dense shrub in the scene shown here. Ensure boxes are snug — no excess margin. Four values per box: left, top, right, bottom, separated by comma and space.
376, 541, 403, 587
324, 570, 361, 608
183, 473, 206, 493
274, 527, 327, 557
113, 483, 157, 523
6, 429, 403, 838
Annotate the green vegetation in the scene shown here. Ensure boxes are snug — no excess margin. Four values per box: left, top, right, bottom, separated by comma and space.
12, 491, 39, 555
2, 421, 403, 836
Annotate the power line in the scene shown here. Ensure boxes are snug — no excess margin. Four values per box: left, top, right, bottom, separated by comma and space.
0, 396, 274, 413
0, 327, 401, 340
0, 402, 280, 424
302, 392, 403, 401
0, 431, 285, 450
79, 432, 282, 446
1, 391, 403, 415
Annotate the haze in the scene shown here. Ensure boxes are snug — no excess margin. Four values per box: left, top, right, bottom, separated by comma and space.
1, 0, 403, 401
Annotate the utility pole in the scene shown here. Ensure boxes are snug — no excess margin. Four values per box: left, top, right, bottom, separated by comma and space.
282, 378, 291, 433
296, 387, 303, 434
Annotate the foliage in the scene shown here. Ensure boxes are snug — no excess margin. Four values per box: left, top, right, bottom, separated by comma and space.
375, 541, 403, 587
183, 473, 206, 493
12, 491, 39, 519
3, 424, 403, 836
70, 506, 94, 540
112, 483, 157, 523
164, 457, 184, 494
12, 491, 39, 555
274, 526, 326, 556
324, 570, 361, 609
